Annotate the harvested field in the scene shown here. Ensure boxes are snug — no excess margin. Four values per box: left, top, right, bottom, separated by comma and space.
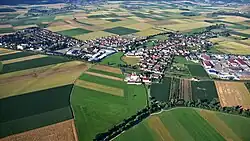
180, 79, 192, 101
84, 71, 123, 81
87, 69, 123, 78
0, 119, 77, 141
199, 110, 241, 141
215, 81, 250, 109
147, 116, 174, 141
147, 19, 180, 26
99, 19, 138, 29
219, 15, 249, 23
92, 64, 122, 74
160, 22, 211, 31
2, 54, 47, 65
216, 41, 250, 55
103, 26, 139, 35
0, 49, 19, 55
75, 80, 124, 97
0, 61, 88, 99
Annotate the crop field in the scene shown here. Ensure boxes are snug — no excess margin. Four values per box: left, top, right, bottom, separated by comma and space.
169, 77, 180, 100
74, 30, 115, 40
121, 56, 140, 65
1, 54, 47, 65
84, 71, 123, 81
0, 61, 88, 98
57, 28, 92, 37
117, 108, 250, 141
187, 64, 209, 78
1, 119, 78, 141
87, 68, 123, 78
215, 81, 250, 109
0, 51, 35, 61
0, 27, 15, 34
215, 41, 250, 55
0, 56, 70, 74
0, 84, 73, 138
150, 77, 171, 102
103, 26, 139, 35
91, 64, 122, 74
180, 79, 192, 101
160, 22, 211, 32
71, 73, 147, 141
75, 79, 124, 97
191, 80, 218, 101
100, 52, 126, 67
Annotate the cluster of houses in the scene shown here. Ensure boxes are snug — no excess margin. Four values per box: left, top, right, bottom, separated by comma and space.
0, 27, 142, 62
198, 53, 250, 80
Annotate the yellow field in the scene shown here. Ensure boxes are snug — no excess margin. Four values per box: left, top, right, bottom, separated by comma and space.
160, 22, 211, 31
234, 29, 250, 34
199, 110, 241, 141
47, 24, 77, 32
13, 25, 38, 30
2, 54, 47, 65
219, 15, 249, 23
123, 22, 153, 31
216, 41, 250, 55
84, 71, 123, 81
75, 79, 124, 97
215, 81, 250, 109
0, 61, 88, 99
55, 14, 74, 20
136, 28, 162, 36
74, 31, 115, 40
0, 50, 20, 56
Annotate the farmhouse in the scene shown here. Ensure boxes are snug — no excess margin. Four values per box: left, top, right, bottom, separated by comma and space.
124, 72, 142, 85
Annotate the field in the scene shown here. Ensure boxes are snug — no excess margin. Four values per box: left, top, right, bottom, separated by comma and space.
0, 61, 88, 98
116, 108, 250, 141
0, 84, 73, 138
71, 70, 147, 140
150, 77, 171, 102
0, 51, 34, 61
57, 28, 92, 37
187, 64, 209, 78
87, 68, 123, 78
215, 41, 250, 55
121, 56, 140, 65
103, 26, 139, 35
1, 120, 78, 141
1, 54, 47, 65
215, 81, 250, 109
191, 80, 218, 101
91, 64, 122, 74
100, 52, 125, 67
179, 79, 192, 101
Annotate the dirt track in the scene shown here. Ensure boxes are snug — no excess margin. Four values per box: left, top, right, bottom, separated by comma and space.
0, 120, 78, 141
215, 81, 250, 109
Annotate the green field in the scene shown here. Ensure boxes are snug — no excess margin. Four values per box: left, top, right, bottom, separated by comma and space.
88, 68, 124, 78
150, 77, 171, 101
57, 28, 92, 37
103, 27, 139, 35
0, 51, 34, 61
106, 19, 122, 22
117, 108, 250, 141
191, 80, 218, 101
187, 64, 209, 78
100, 52, 126, 67
0, 84, 73, 138
1, 56, 70, 74
0, 27, 15, 34
71, 79, 147, 140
